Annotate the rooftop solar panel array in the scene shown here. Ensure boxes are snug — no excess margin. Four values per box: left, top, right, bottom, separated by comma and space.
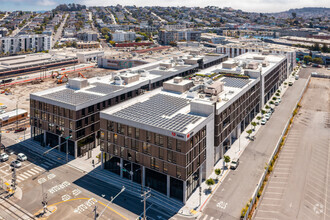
112, 94, 201, 133
86, 82, 123, 94
222, 77, 250, 88
43, 89, 101, 105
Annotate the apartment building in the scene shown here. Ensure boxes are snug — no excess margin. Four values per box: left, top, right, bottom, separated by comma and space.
112, 30, 136, 42
215, 42, 296, 73
159, 30, 202, 45
77, 31, 98, 42
0, 34, 52, 55
98, 53, 287, 203
30, 54, 228, 158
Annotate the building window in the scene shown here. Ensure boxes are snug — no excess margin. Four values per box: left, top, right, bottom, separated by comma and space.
163, 162, 168, 173
135, 152, 139, 163
128, 126, 132, 137
167, 138, 173, 149
159, 148, 164, 160
100, 131, 105, 140
108, 121, 114, 131
177, 141, 182, 152
146, 131, 152, 142
176, 168, 182, 179
113, 134, 118, 144
143, 143, 151, 155
151, 157, 159, 171
135, 128, 140, 139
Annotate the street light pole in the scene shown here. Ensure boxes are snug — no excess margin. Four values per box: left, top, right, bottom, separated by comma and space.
97, 186, 125, 219
65, 135, 72, 162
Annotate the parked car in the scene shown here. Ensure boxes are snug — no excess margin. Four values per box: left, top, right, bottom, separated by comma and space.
10, 160, 21, 168
302, 64, 306, 68
14, 127, 26, 133
17, 153, 27, 161
275, 101, 279, 106
261, 119, 267, 125
5, 148, 15, 155
295, 75, 299, 80
264, 114, 270, 120
0, 153, 9, 162
278, 98, 282, 103
0, 105, 7, 109
288, 82, 293, 86
230, 158, 239, 170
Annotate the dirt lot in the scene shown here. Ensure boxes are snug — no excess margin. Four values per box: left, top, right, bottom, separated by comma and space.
0, 67, 114, 118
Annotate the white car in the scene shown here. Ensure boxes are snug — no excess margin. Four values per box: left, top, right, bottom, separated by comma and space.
264, 114, 270, 120
278, 98, 282, 103
261, 119, 267, 125
11, 160, 22, 168
0, 105, 7, 109
0, 153, 9, 162
275, 101, 279, 106
17, 153, 27, 161
230, 158, 239, 170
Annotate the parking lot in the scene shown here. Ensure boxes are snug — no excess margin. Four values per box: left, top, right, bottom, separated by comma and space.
254, 76, 330, 220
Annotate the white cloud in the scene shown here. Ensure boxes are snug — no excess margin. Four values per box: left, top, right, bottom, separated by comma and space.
81, 0, 329, 12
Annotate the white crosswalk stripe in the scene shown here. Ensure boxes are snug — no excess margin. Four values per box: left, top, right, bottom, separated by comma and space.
202, 215, 208, 220
27, 170, 37, 175
16, 179, 21, 183
20, 174, 28, 179
34, 166, 44, 171
209, 217, 214, 220
23, 172, 32, 177
17, 176, 25, 181
30, 168, 39, 173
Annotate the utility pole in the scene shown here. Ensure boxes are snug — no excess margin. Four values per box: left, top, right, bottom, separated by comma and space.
141, 189, 151, 220
199, 186, 202, 207
11, 167, 16, 193
65, 135, 72, 162
16, 101, 18, 131
93, 206, 98, 220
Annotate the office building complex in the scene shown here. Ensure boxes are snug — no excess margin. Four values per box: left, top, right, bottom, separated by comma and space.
0, 34, 52, 55
99, 52, 288, 203
30, 53, 228, 158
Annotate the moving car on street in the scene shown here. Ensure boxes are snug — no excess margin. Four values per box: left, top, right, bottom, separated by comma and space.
17, 153, 27, 161
230, 158, 240, 170
10, 160, 22, 168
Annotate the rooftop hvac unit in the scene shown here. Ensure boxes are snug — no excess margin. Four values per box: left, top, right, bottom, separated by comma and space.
199, 94, 205, 99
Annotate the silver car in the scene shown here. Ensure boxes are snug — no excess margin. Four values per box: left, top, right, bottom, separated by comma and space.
11, 160, 22, 168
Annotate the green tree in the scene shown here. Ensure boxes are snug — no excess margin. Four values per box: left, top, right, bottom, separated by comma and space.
224, 155, 231, 166
215, 168, 221, 177
206, 178, 215, 190
251, 122, 257, 130
101, 27, 110, 36
312, 57, 323, 65
321, 44, 329, 53
135, 37, 142, 42
303, 55, 312, 63
246, 129, 253, 137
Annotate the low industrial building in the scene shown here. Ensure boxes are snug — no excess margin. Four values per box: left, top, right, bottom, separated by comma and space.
0, 109, 28, 126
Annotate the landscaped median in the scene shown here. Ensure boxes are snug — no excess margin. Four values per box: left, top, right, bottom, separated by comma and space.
241, 74, 311, 220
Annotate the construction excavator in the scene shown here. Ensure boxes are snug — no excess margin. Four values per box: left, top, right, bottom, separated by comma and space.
56, 74, 68, 84
78, 72, 86, 79
51, 71, 60, 78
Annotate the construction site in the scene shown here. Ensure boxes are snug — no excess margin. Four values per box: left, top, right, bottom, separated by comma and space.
0, 66, 115, 132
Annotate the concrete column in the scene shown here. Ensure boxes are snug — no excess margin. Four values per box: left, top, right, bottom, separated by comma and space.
167, 175, 170, 198
30, 126, 33, 140
199, 166, 203, 185
120, 158, 123, 178
142, 166, 145, 187
101, 152, 104, 169
58, 136, 61, 151
74, 141, 78, 158
183, 181, 187, 204
43, 132, 46, 146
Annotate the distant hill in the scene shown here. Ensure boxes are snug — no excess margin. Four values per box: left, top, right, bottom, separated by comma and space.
267, 7, 330, 18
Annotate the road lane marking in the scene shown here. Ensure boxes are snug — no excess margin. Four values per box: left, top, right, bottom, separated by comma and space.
202, 215, 208, 220
23, 172, 32, 177
34, 166, 44, 171
17, 176, 24, 181
19, 174, 28, 179
210, 217, 214, 220
27, 170, 37, 175
31, 168, 39, 173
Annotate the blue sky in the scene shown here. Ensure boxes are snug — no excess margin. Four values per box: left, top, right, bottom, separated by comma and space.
0, 0, 328, 12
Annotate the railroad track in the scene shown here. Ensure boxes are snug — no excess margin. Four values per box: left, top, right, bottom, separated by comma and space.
0, 196, 35, 219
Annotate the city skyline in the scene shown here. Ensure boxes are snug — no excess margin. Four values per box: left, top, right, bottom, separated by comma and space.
0, 0, 328, 13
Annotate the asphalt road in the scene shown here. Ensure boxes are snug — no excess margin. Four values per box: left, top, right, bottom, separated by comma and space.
198, 71, 310, 220
53, 14, 68, 44
254, 76, 330, 220
0, 135, 175, 220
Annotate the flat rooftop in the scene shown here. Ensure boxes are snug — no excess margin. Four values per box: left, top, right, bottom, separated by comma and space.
101, 90, 211, 139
